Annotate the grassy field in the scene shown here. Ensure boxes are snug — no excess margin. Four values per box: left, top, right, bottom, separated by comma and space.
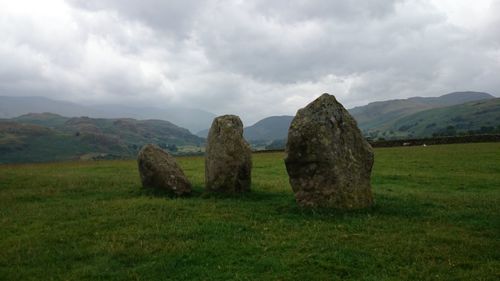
0, 143, 499, 280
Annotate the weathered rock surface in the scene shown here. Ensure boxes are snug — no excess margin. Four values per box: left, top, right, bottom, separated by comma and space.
205, 115, 252, 193
284, 93, 374, 209
137, 144, 191, 195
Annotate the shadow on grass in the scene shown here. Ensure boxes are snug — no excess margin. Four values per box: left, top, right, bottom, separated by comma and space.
199, 188, 290, 202
135, 185, 437, 222
137, 186, 199, 198
274, 193, 436, 221
136, 183, 291, 202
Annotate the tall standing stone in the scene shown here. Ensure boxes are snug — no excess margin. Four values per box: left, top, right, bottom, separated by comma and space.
205, 115, 252, 193
137, 144, 191, 196
284, 93, 374, 209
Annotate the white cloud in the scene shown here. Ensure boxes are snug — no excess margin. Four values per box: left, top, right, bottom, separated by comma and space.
429, 0, 495, 30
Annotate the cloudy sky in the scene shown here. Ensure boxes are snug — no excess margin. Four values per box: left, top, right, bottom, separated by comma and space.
1, 0, 499, 124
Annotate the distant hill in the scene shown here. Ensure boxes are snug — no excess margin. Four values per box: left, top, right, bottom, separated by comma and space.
196, 115, 294, 142
2, 92, 497, 161
0, 96, 216, 133
243, 116, 294, 141
350, 91, 494, 133
0, 113, 204, 163
386, 98, 500, 138
195, 128, 209, 138
0, 96, 95, 118
235, 92, 497, 146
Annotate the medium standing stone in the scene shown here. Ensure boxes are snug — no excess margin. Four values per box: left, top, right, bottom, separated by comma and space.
284, 93, 374, 209
137, 144, 191, 196
205, 115, 252, 193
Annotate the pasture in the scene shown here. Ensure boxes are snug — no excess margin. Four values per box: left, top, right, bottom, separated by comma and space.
0, 143, 499, 280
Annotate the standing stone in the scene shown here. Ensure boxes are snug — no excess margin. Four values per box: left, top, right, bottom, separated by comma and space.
284, 93, 374, 209
137, 144, 191, 196
205, 115, 252, 193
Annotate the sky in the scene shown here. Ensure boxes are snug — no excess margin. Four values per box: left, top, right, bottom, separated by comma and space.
1, 0, 499, 124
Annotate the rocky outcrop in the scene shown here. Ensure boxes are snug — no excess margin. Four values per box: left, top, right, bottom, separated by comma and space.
285, 93, 374, 209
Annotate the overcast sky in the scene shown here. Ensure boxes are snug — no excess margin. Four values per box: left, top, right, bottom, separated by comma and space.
1, 0, 499, 124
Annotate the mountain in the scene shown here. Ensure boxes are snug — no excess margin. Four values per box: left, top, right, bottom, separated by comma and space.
243, 116, 294, 141
350, 91, 494, 133
2, 92, 497, 161
90, 104, 216, 133
386, 98, 500, 138
0, 96, 216, 133
0, 96, 97, 118
13, 112, 73, 127
195, 115, 294, 141
0, 113, 204, 163
231, 92, 497, 145
196, 128, 210, 138
407, 92, 495, 106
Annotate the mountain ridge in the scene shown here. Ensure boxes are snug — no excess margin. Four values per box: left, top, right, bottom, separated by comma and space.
385, 98, 500, 138
239, 91, 498, 146
0, 96, 216, 133
349, 91, 494, 132
243, 115, 294, 141
0, 113, 204, 163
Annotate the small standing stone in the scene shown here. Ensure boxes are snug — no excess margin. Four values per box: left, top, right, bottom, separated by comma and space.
284, 93, 374, 209
205, 115, 252, 193
137, 144, 191, 196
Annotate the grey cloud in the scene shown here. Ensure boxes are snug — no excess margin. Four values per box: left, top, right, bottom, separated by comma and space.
0, 0, 498, 126
193, 1, 449, 84
251, 0, 402, 22
69, 0, 207, 38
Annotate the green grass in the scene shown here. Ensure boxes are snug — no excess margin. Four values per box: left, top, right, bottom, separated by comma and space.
0, 143, 499, 280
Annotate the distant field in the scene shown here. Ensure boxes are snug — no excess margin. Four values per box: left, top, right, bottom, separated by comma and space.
0, 143, 499, 280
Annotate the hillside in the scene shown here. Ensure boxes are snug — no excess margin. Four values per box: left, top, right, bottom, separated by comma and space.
386, 98, 500, 138
195, 128, 210, 138
0, 113, 204, 163
243, 116, 294, 141
238, 92, 497, 145
2, 92, 497, 161
196, 116, 294, 141
0, 96, 216, 133
349, 91, 494, 133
